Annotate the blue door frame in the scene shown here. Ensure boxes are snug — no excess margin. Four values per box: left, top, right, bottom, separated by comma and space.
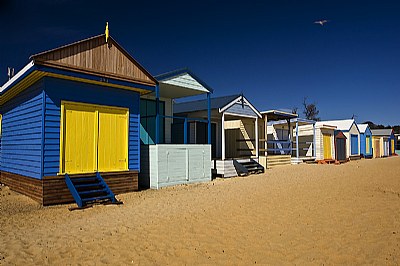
351, 134, 358, 155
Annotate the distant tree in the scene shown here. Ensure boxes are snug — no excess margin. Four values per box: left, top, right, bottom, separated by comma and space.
393, 125, 400, 134
302, 97, 320, 121
363, 121, 388, 129
292, 107, 298, 114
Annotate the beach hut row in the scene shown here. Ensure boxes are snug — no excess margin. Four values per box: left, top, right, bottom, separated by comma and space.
0, 33, 397, 206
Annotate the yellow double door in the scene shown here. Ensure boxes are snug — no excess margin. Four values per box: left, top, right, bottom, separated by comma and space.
61, 101, 128, 174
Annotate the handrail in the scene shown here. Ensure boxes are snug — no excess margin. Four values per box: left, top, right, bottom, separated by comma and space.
266, 140, 291, 144
267, 148, 292, 152
65, 173, 83, 208
141, 114, 208, 123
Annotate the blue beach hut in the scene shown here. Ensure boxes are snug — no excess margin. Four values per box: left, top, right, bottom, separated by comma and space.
358, 124, 373, 158
0, 34, 157, 205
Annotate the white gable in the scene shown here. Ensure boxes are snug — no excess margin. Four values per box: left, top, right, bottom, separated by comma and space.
357, 124, 369, 133
162, 73, 209, 93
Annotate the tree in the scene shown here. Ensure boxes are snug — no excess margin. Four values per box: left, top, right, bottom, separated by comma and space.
292, 106, 298, 114
303, 97, 320, 121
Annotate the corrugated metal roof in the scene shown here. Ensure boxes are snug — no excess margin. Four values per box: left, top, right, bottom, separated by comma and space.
320, 119, 356, 131
371, 129, 393, 136
357, 124, 370, 133
174, 94, 240, 114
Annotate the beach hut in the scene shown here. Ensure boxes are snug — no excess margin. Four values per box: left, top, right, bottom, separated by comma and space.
334, 130, 347, 162
139, 68, 213, 189
320, 119, 360, 160
371, 129, 395, 157
261, 110, 298, 167
263, 113, 317, 166
174, 94, 264, 177
0, 34, 157, 206
296, 122, 337, 162
358, 124, 373, 158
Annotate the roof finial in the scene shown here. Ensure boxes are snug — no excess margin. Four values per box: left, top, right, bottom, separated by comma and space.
105, 22, 109, 43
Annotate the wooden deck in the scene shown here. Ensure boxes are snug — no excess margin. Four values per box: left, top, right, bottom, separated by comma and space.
0, 170, 138, 206
316, 159, 336, 165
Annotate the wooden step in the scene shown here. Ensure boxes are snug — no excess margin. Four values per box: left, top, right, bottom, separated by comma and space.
65, 172, 119, 208
79, 189, 108, 196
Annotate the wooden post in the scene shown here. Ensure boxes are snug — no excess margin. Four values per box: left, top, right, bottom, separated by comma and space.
155, 84, 160, 144
296, 120, 299, 159
222, 112, 225, 160
264, 115, 268, 156
207, 93, 211, 144
184, 118, 188, 144
255, 117, 259, 158
313, 123, 316, 157
288, 119, 292, 155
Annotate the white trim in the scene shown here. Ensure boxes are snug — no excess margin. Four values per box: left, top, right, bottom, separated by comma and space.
219, 95, 262, 118
224, 112, 257, 119
261, 109, 298, 117
255, 117, 259, 158
316, 124, 337, 130
222, 113, 225, 160
219, 95, 241, 113
0, 61, 35, 93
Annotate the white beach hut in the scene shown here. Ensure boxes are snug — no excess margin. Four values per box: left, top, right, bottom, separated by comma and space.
319, 119, 360, 160
296, 122, 337, 162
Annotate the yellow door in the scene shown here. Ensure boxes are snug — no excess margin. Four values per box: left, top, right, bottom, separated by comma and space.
391, 139, 395, 154
366, 136, 371, 154
63, 104, 97, 174
98, 107, 128, 172
323, 134, 332, 159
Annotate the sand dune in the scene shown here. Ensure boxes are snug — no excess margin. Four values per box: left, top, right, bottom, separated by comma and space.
1, 157, 400, 265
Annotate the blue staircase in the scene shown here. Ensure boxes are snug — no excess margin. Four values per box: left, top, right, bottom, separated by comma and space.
65, 172, 118, 208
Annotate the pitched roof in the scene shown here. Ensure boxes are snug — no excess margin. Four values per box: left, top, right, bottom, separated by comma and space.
370, 129, 393, 136
30, 34, 157, 86
357, 124, 370, 133
315, 121, 337, 129
320, 119, 357, 131
261, 109, 298, 120
174, 94, 240, 114
1, 34, 156, 104
156, 68, 213, 93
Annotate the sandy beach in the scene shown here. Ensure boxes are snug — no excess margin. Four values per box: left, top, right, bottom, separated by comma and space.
1, 156, 399, 265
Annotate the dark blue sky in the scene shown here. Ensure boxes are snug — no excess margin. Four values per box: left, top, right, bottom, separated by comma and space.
1, 0, 399, 125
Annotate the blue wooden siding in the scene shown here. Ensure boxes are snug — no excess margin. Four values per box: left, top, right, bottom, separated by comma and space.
360, 128, 372, 156
351, 134, 358, 155
225, 103, 257, 118
0, 81, 44, 179
360, 133, 366, 155
43, 77, 141, 176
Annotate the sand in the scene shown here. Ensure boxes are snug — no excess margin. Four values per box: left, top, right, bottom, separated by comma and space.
1, 156, 400, 265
